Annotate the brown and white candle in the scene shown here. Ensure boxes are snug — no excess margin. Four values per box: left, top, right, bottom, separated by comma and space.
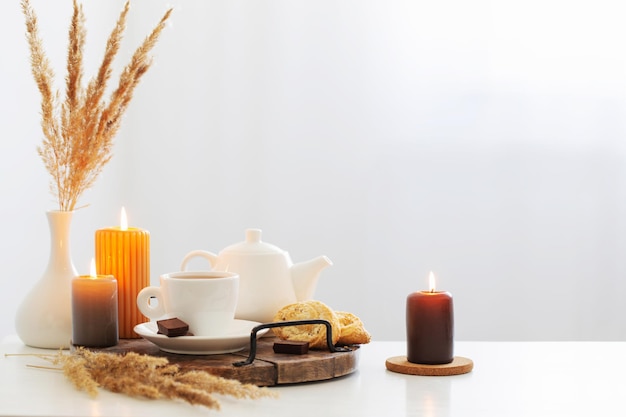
72, 259, 118, 347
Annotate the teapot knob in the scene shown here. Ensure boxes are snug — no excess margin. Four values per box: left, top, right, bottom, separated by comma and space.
246, 228, 262, 243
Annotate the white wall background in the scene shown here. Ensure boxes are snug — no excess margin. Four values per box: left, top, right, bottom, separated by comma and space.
1, 0, 626, 342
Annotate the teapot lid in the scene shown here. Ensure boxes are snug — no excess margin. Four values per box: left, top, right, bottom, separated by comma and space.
221, 229, 285, 255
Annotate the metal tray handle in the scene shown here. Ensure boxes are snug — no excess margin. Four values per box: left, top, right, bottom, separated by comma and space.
233, 319, 351, 367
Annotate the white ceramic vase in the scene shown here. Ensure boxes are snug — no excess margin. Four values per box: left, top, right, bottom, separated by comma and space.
15, 210, 78, 348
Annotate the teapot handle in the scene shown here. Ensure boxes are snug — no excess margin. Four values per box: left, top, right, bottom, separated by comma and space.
180, 250, 218, 271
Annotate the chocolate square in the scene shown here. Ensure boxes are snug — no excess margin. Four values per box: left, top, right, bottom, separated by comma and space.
273, 340, 309, 355
156, 318, 190, 337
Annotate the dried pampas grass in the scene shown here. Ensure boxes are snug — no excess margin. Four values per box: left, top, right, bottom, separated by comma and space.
21, 0, 172, 211
8, 348, 277, 410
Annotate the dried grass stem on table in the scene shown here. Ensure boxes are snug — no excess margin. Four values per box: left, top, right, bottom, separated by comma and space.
7, 348, 277, 410
21, 0, 172, 211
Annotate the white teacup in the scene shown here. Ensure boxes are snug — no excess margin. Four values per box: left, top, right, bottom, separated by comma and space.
137, 271, 239, 337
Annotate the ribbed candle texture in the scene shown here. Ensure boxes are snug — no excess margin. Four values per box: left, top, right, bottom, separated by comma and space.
95, 227, 150, 338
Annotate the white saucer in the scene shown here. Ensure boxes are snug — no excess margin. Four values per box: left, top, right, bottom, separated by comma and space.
134, 320, 268, 355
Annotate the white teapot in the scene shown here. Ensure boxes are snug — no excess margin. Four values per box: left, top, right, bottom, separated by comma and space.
181, 229, 332, 323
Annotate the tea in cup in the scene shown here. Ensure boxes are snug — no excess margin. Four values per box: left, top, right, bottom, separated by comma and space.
136, 271, 239, 337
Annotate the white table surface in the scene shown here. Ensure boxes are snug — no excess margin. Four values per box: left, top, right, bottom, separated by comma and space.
1, 335, 625, 417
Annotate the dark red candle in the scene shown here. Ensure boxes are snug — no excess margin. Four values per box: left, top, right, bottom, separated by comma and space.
406, 272, 454, 364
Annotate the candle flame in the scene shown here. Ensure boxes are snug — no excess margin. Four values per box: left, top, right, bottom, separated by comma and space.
120, 206, 128, 231
428, 271, 436, 292
90, 258, 97, 278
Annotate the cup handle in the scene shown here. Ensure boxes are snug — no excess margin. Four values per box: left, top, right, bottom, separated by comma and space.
180, 250, 218, 271
136, 286, 165, 319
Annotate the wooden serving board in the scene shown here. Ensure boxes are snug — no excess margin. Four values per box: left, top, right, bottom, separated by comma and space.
92, 337, 360, 386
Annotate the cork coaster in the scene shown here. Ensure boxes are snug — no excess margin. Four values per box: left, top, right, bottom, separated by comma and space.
385, 356, 473, 376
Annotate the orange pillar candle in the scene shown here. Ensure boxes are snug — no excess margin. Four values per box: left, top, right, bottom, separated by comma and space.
72, 259, 118, 347
406, 271, 454, 364
95, 207, 150, 338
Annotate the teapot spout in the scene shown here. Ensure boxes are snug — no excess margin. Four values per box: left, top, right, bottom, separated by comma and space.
291, 256, 333, 301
